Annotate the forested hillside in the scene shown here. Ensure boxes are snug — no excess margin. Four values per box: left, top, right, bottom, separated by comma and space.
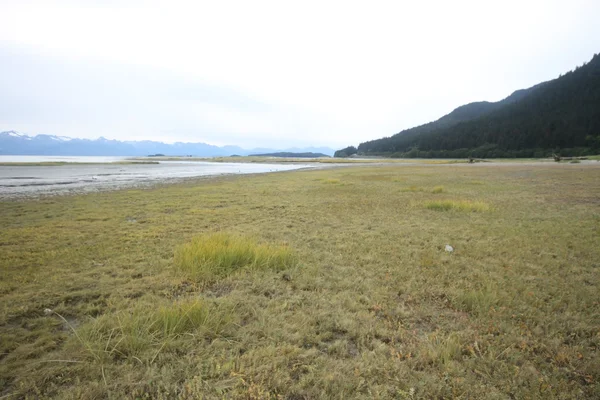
348, 53, 600, 158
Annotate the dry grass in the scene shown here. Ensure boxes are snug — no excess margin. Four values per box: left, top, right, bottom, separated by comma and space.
1, 163, 599, 399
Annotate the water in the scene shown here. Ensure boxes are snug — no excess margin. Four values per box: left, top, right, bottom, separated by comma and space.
0, 155, 134, 163
0, 159, 313, 199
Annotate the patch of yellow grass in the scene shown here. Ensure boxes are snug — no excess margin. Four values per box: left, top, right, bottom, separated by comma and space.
431, 185, 445, 193
174, 233, 297, 283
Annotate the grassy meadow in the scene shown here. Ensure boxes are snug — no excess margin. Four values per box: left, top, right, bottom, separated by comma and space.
1, 163, 599, 399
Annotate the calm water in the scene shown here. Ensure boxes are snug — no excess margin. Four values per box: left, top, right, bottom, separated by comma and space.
0, 157, 313, 198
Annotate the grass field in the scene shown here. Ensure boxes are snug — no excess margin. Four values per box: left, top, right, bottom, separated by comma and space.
1, 163, 599, 399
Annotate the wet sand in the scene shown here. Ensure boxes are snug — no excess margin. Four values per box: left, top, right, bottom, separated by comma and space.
0, 161, 314, 199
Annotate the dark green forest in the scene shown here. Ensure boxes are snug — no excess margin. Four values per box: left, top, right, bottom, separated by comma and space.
333, 146, 357, 158
338, 53, 600, 158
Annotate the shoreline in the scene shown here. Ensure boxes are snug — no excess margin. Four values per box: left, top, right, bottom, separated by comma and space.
0, 162, 318, 201
2, 160, 598, 201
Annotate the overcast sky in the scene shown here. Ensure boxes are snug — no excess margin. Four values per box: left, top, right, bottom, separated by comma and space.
1, 0, 599, 148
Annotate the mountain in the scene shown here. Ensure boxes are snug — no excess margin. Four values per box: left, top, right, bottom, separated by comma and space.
0, 132, 335, 157
341, 53, 600, 158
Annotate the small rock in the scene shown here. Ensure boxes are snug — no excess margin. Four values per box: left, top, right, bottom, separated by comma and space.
445, 244, 454, 253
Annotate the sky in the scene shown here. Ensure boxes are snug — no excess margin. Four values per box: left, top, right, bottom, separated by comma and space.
1, 0, 599, 149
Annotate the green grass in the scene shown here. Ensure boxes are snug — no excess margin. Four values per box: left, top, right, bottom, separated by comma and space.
1, 163, 599, 398
174, 233, 297, 283
69, 298, 235, 364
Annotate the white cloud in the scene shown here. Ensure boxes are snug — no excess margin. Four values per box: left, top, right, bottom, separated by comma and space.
1, 0, 599, 148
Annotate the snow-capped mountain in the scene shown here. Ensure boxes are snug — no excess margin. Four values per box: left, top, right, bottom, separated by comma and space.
3, 130, 32, 140
0, 131, 334, 157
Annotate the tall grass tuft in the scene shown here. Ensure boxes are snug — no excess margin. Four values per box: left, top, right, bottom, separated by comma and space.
424, 199, 491, 212
431, 186, 445, 194
174, 233, 297, 283
421, 333, 463, 367
456, 286, 500, 316
74, 299, 233, 363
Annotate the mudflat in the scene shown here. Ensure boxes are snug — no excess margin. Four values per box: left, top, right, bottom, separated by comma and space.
0, 161, 312, 199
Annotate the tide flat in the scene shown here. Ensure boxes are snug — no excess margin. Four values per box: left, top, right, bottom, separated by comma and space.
0, 161, 313, 199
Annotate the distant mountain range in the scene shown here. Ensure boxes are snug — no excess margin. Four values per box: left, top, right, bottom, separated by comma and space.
0, 131, 335, 157
337, 53, 600, 158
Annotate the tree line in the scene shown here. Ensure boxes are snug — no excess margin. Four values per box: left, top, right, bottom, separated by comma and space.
336, 53, 600, 158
